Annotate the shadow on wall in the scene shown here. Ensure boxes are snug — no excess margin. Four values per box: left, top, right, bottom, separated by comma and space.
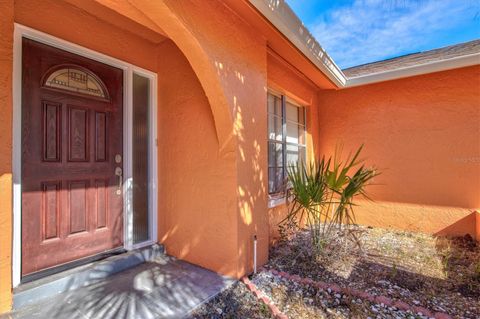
154, 0, 271, 278
156, 29, 269, 277
216, 55, 269, 276
435, 211, 480, 241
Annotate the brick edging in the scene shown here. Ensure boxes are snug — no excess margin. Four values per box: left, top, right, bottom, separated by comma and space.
241, 276, 288, 319
267, 269, 452, 319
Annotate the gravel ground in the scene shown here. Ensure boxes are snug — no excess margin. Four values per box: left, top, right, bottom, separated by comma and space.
190, 227, 479, 318
252, 270, 433, 319
189, 281, 272, 319
266, 226, 480, 318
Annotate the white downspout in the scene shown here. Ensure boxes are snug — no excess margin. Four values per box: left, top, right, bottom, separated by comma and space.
253, 235, 257, 274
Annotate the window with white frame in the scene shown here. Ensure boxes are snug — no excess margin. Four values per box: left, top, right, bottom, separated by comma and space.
268, 92, 306, 195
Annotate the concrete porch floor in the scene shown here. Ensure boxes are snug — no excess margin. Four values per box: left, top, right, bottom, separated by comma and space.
2, 255, 235, 319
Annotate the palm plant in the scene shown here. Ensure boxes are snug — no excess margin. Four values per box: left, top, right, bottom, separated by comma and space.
280, 144, 379, 257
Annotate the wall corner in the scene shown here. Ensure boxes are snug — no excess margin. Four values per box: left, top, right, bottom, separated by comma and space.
475, 210, 480, 242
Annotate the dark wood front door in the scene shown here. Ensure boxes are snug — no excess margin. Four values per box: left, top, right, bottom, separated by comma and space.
21, 38, 124, 276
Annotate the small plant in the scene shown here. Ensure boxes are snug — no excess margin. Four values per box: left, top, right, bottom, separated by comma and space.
441, 241, 452, 276
390, 262, 398, 279
280, 144, 379, 257
473, 261, 480, 281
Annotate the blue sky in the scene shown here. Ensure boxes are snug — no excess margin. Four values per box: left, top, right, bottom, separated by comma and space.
287, 0, 480, 69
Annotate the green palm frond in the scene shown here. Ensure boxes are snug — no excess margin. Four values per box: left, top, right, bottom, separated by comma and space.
279, 144, 380, 256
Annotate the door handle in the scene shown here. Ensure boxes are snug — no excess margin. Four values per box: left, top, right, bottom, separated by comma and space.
115, 167, 123, 195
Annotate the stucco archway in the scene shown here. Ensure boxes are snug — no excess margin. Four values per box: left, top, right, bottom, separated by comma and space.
87, 0, 237, 154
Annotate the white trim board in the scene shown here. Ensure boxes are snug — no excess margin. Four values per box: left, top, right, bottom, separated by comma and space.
12, 23, 158, 287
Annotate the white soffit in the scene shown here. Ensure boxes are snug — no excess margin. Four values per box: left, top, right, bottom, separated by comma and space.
249, 0, 346, 87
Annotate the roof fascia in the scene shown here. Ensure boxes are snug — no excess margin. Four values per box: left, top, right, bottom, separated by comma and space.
249, 0, 346, 87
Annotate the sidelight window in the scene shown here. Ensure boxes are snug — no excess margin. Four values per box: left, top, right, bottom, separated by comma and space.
132, 73, 151, 245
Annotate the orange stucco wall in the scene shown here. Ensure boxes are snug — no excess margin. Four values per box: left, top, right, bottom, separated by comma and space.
156, 39, 239, 276
1, 0, 478, 314
152, 0, 271, 278
14, 0, 159, 72
0, 0, 14, 313
317, 66, 480, 238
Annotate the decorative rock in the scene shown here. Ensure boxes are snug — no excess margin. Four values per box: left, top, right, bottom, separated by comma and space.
241, 274, 289, 319
358, 291, 375, 302
268, 303, 280, 316
246, 283, 256, 291
413, 306, 433, 318
315, 281, 328, 289
344, 287, 361, 297
394, 300, 410, 311
375, 295, 393, 307
266, 268, 453, 319
329, 284, 341, 293
434, 312, 452, 319
261, 295, 270, 304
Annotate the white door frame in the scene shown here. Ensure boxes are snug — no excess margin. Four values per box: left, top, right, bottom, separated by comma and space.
12, 23, 158, 287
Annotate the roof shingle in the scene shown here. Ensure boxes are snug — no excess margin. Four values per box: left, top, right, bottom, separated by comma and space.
343, 40, 480, 78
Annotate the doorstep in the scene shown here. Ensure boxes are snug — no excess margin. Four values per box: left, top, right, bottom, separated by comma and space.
5, 252, 235, 319
13, 244, 165, 309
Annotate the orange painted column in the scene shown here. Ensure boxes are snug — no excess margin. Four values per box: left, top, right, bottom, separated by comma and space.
0, 0, 14, 312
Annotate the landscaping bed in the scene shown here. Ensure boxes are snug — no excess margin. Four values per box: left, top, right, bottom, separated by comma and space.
252, 270, 430, 318
263, 226, 479, 319
192, 226, 479, 318
190, 281, 273, 319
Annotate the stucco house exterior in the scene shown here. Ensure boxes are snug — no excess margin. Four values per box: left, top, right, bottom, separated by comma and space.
0, 0, 479, 313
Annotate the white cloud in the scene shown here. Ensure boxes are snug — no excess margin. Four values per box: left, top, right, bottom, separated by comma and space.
310, 0, 478, 68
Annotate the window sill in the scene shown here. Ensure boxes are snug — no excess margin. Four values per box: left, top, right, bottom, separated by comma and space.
268, 196, 286, 208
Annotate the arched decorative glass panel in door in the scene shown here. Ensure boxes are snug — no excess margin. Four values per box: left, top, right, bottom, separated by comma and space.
42, 64, 110, 101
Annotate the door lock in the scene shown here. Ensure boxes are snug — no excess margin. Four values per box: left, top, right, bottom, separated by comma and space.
115, 167, 123, 195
